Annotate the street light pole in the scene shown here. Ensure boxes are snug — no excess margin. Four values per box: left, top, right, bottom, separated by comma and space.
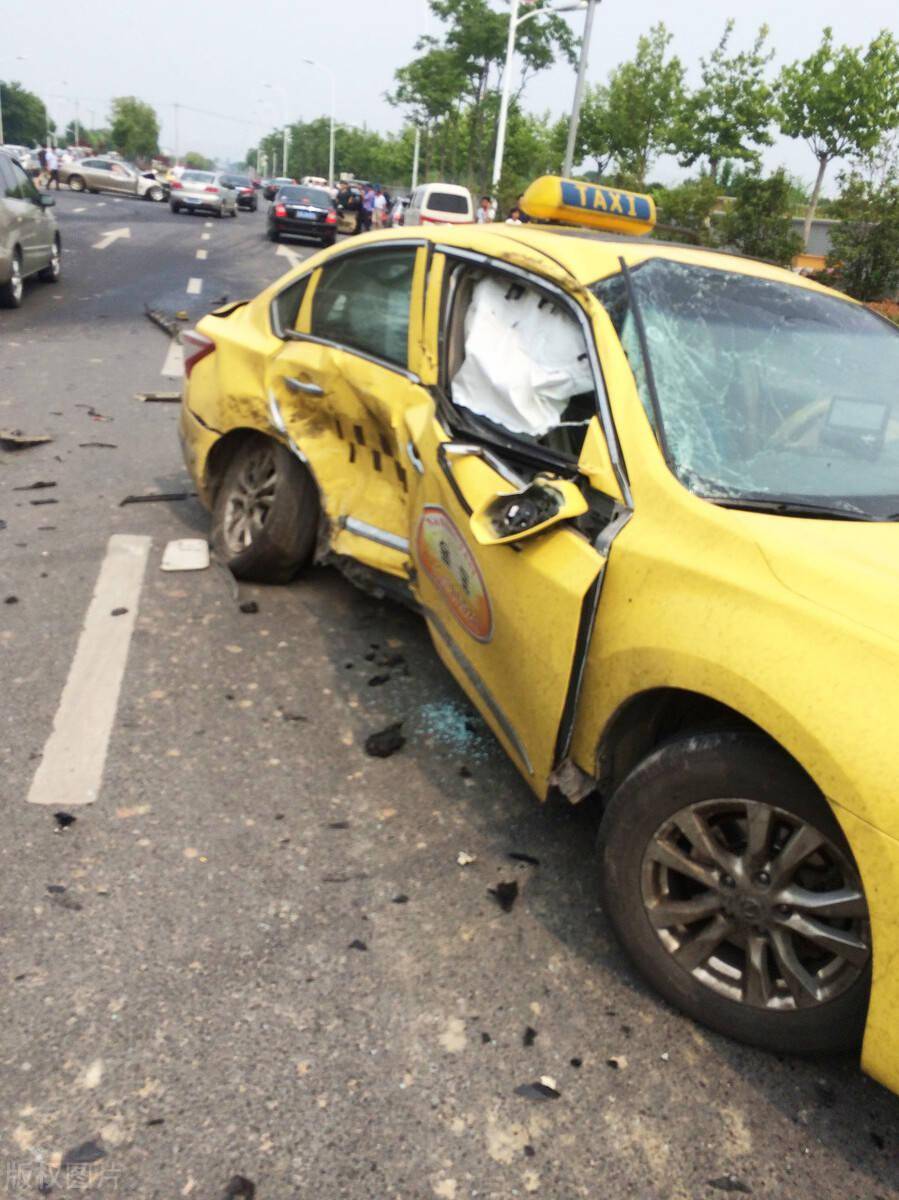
563, 0, 599, 177
302, 59, 336, 185
264, 83, 290, 178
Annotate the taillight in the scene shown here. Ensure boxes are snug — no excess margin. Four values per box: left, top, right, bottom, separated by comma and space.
204, 186, 219, 194
170, 180, 182, 189
182, 330, 215, 379
274, 204, 287, 217
325, 210, 336, 224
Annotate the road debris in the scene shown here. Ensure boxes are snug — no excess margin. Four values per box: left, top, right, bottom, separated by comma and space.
110, 607, 128, 617
62, 1139, 106, 1166
508, 851, 540, 866
30, 498, 58, 506
48, 886, 83, 911
488, 880, 519, 912
457, 851, 477, 867
5, 595, 18, 605
134, 391, 181, 403
708, 1177, 752, 1195
144, 305, 182, 338
0, 430, 53, 451
161, 539, 210, 571
570, 1057, 583, 1068
120, 492, 196, 507
348, 939, 368, 951
53, 811, 76, 830
79, 442, 118, 449
607, 1055, 628, 1071
12, 481, 56, 491
514, 1080, 561, 1102
239, 600, 259, 614
392, 894, 409, 904
365, 722, 405, 758
523, 1026, 538, 1047
221, 1176, 256, 1199
368, 673, 390, 686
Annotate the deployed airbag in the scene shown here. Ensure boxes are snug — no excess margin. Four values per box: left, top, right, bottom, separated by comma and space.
451, 277, 594, 437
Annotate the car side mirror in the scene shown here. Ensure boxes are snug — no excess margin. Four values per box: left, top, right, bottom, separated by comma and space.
469, 476, 588, 546
37, 194, 55, 207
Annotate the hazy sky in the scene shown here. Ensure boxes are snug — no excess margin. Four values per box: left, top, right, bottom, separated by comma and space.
5, 0, 897, 191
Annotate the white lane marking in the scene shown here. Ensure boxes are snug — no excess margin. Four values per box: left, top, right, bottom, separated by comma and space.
196, 248, 208, 260
186, 277, 203, 295
161, 340, 184, 377
27, 535, 152, 808
204, 221, 213, 228
72, 206, 86, 213
96, 202, 106, 207
200, 233, 210, 241
275, 243, 301, 269
92, 227, 131, 250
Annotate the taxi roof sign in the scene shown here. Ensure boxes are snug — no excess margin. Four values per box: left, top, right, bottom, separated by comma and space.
520, 175, 656, 237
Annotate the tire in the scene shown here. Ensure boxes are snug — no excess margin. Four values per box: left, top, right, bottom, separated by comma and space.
147, 185, 164, 202
211, 434, 319, 583
87, 188, 99, 194
68, 174, 85, 192
598, 732, 871, 1055
267, 227, 279, 242
0, 248, 24, 308
321, 235, 336, 247
230, 206, 238, 218
216, 207, 225, 219
170, 203, 181, 214
39, 237, 61, 283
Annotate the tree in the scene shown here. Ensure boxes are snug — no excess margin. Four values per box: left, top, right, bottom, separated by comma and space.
827, 150, 899, 301
0, 80, 48, 145
719, 169, 802, 266
575, 84, 615, 176
777, 28, 899, 247
654, 176, 719, 245
674, 21, 776, 181
602, 23, 685, 187
184, 151, 214, 170
108, 97, 159, 162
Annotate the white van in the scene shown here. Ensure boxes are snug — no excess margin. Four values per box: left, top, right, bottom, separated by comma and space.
405, 182, 473, 226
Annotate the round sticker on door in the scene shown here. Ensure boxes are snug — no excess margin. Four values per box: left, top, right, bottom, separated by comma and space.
416, 505, 493, 643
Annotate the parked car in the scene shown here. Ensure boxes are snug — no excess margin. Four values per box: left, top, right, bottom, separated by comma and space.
179, 174, 899, 1098
170, 170, 238, 218
0, 149, 60, 308
220, 174, 257, 211
405, 182, 473, 225
267, 185, 336, 246
60, 157, 168, 201
2, 144, 39, 176
263, 176, 295, 201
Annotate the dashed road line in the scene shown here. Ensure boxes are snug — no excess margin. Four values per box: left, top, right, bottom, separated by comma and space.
196, 249, 208, 260
27, 535, 152, 808
201, 233, 210, 241
161, 340, 184, 378
72, 206, 86, 213
204, 221, 213, 228
187, 277, 203, 295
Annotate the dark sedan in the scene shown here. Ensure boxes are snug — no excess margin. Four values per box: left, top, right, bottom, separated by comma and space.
221, 174, 257, 211
267, 185, 337, 246
263, 176, 295, 201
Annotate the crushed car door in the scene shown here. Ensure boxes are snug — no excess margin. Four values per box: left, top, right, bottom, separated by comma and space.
404, 251, 616, 798
265, 242, 430, 579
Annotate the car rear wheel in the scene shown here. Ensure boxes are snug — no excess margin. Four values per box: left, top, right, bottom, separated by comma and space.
39, 237, 61, 283
146, 185, 164, 202
212, 435, 319, 583
0, 249, 24, 308
68, 174, 85, 192
267, 228, 279, 242
597, 732, 871, 1055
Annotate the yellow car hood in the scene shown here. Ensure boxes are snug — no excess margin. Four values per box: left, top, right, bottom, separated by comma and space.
757, 518, 899, 646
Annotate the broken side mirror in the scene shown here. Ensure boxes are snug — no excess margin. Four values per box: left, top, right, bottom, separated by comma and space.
469, 476, 588, 546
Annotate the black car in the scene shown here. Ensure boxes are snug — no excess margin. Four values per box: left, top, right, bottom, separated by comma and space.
267, 185, 337, 246
221, 174, 257, 211
263, 176, 295, 202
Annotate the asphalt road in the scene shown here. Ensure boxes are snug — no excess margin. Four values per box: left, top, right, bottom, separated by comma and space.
0, 188, 897, 1200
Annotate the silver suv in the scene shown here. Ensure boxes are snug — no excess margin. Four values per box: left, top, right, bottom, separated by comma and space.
0, 151, 60, 308
169, 170, 238, 218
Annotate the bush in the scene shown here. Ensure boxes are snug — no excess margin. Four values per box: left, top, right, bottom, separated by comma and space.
827, 169, 899, 301
719, 169, 802, 266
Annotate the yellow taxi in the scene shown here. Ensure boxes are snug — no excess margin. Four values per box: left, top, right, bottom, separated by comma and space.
179, 176, 899, 1094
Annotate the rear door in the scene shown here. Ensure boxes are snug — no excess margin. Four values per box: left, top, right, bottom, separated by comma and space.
264, 241, 431, 577
3, 157, 46, 273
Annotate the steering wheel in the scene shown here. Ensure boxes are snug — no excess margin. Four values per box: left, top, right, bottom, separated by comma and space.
770, 398, 830, 448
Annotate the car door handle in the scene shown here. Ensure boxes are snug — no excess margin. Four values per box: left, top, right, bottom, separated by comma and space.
284, 376, 324, 397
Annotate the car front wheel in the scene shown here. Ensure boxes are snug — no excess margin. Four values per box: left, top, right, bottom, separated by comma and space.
598, 732, 871, 1055
68, 174, 85, 192
212, 435, 320, 583
146, 185, 164, 202
0, 248, 23, 307
39, 237, 61, 283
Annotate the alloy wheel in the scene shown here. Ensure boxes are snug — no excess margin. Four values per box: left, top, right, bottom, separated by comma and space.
222, 446, 278, 556
640, 797, 870, 1010
10, 255, 23, 304
47, 242, 60, 280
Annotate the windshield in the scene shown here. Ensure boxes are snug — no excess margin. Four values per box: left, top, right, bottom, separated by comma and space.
593, 259, 899, 520
182, 170, 216, 184
278, 186, 332, 207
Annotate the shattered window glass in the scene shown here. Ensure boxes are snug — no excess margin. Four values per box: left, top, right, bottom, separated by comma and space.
593, 260, 899, 519
312, 248, 415, 368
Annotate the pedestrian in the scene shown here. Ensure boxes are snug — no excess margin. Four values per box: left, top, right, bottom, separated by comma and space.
373, 186, 388, 229
45, 145, 60, 190
515, 193, 530, 223
390, 195, 405, 227
360, 183, 375, 233
475, 195, 493, 224
505, 205, 523, 225
37, 145, 48, 188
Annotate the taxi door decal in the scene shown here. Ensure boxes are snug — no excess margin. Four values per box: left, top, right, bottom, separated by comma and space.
415, 505, 493, 643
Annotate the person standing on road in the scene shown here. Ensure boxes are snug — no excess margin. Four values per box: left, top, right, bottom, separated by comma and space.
373, 186, 387, 229
475, 195, 493, 223
45, 145, 60, 190
360, 183, 375, 233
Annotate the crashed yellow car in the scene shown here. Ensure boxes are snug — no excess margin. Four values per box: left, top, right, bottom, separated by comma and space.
180, 176, 899, 1095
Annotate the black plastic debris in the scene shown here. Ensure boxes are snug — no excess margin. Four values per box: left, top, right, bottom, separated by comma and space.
708, 1178, 752, 1195
79, 442, 118, 449
508, 851, 540, 866
146, 1118, 165, 1126
13, 481, 56, 491
110, 607, 128, 617
524, 1145, 536, 1158
29, 498, 58, 506
62, 1140, 106, 1166
134, 392, 181, 403
522, 1026, 538, 1047
46, 884, 66, 894
365, 722, 405, 758
348, 939, 368, 951
50, 890, 83, 911
488, 880, 519, 912
144, 306, 182, 339
0, 520, 6, 531
0, 430, 53, 451
222, 1176, 256, 1200
392, 894, 409, 904
481, 1032, 492, 1044
119, 492, 196, 506
280, 710, 307, 722
53, 811, 76, 830
239, 600, 259, 614
328, 820, 350, 830
514, 1081, 560, 1102
4, 595, 18, 605
570, 1057, 583, 1069
870, 1131, 885, 1150
459, 765, 472, 779
363, 650, 376, 662
368, 673, 390, 687
378, 651, 405, 669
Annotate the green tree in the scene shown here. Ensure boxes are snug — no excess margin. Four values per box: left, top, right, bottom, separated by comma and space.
184, 150, 215, 170
108, 96, 160, 162
827, 151, 899, 301
674, 21, 776, 182
575, 83, 615, 176
0, 80, 48, 145
654, 176, 719, 245
719, 169, 802, 265
777, 28, 899, 246
602, 23, 685, 187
